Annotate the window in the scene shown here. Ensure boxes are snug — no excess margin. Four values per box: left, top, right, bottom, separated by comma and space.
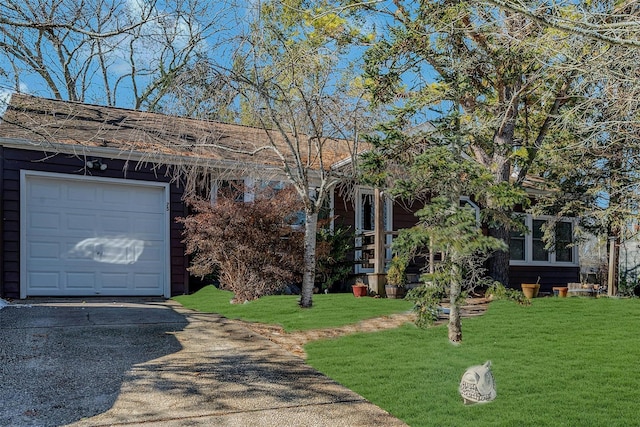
211, 180, 334, 230
532, 219, 549, 261
510, 229, 526, 261
555, 221, 573, 262
509, 215, 577, 265
362, 192, 374, 231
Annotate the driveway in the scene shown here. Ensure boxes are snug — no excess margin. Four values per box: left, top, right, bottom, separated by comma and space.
0, 298, 406, 426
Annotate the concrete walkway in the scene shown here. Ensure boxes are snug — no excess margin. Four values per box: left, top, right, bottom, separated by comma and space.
0, 298, 406, 426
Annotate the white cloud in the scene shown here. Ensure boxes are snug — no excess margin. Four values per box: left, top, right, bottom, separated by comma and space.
104, 0, 208, 78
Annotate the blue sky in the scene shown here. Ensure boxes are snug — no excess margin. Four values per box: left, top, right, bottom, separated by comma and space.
0, 0, 244, 111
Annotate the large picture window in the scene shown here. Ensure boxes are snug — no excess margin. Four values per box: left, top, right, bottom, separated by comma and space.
509, 215, 577, 265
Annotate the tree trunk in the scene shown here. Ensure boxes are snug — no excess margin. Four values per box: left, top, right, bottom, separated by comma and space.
448, 266, 463, 344
607, 236, 618, 296
299, 208, 318, 308
488, 224, 510, 287
488, 154, 512, 287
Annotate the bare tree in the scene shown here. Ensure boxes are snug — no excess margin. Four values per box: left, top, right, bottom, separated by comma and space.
206, 2, 372, 308
0, 0, 231, 109
481, 0, 640, 48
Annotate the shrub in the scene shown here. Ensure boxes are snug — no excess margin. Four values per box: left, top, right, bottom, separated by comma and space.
485, 282, 530, 305
386, 255, 408, 287
405, 281, 448, 328
315, 225, 355, 292
618, 274, 640, 297
180, 187, 305, 303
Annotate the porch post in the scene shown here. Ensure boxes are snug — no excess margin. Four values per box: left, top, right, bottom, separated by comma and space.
374, 187, 385, 275
367, 187, 387, 295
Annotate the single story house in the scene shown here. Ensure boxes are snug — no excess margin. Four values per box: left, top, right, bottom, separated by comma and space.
0, 94, 579, 299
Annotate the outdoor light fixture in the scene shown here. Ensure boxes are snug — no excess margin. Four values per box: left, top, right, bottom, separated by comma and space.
86, 158, 107, 171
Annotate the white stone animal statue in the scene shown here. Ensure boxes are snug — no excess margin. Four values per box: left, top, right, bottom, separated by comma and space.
459, 361, 496, 404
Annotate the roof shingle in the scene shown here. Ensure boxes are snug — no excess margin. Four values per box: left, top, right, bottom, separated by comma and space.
0, 94, 355, 171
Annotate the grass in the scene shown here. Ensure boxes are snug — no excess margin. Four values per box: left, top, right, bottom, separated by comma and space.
305, 297, 640, 427
172, 285, 413, 332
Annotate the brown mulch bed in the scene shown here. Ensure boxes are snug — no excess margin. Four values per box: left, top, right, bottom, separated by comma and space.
239, 298, 489, 359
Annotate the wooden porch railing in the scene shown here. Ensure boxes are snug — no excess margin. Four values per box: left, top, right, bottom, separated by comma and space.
355, 230, 399, 272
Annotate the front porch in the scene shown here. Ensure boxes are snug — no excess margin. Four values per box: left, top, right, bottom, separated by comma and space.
352, 188, 424, 296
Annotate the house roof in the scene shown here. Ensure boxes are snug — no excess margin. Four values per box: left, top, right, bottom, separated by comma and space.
0, 94, 356, 174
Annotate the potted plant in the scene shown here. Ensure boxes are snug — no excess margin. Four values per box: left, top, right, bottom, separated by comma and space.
352, 279, 368, 297
552, 286, 569, 297
385, 256, 408, 299
521, 277, 541, 299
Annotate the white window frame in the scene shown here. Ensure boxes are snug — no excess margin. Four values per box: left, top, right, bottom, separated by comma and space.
509, 214, 579, 267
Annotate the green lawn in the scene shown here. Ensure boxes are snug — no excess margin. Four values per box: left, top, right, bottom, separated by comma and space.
172, 285, 413, 332
305, 297, 640, 427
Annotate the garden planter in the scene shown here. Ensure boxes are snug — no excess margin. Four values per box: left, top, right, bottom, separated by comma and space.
385, 285, 406, 299
552, 286, 568, 298
352, 285, 368, 297
521, 283, 540, 299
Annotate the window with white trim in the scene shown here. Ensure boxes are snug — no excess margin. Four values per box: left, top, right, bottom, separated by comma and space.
211, 178, 334, 228
509, 215, 578, 265
509, 226, 526, 261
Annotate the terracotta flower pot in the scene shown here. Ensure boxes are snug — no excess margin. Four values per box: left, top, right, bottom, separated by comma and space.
521, 283, 540, 299
552, 286, 568, 298
352, 285, 368, 297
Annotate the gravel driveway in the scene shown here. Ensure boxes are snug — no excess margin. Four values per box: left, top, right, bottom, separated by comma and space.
0, 298, 406, 426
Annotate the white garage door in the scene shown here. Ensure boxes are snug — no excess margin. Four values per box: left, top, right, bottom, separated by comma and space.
21, 171, 170, 298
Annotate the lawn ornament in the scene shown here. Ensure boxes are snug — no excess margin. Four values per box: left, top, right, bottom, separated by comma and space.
459, 361, 496, 404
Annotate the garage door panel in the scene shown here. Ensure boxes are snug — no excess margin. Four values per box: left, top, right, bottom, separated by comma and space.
137, 244, 163, 261
29, 211, 61, 232
133, 273, 163, 289
132, 216, 165, 236
98, 238, 144, 264
102, 188, 163, 213
29, 242, 62, 260
23, 173, 169, 297
132, 191, 165, 211
66, 213, 99, 232
101, 273, 130, 289
67, 185, 97, 203
66, 238, 99, 259
66, 272, 98, 289
102, 215, 131, 233
27, 272, 60, 290
29, 181, 62, 201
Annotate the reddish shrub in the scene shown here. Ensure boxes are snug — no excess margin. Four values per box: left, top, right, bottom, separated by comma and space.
180, 187, 305, 303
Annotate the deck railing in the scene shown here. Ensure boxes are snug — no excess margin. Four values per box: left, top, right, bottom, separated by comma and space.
354, 230, 399, 268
